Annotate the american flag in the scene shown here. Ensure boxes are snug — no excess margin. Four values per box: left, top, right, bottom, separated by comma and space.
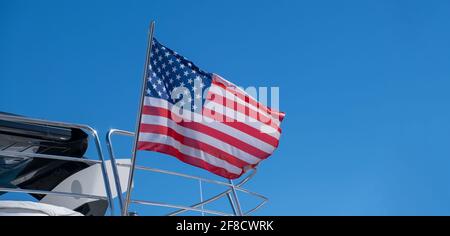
137, 38, 285, 179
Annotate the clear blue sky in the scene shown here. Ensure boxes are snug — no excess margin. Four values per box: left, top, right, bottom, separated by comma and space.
1, 0, 450, 215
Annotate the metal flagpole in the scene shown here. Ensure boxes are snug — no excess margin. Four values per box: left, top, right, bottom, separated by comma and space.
229, 179, 243, 216
122, 21, 156, 216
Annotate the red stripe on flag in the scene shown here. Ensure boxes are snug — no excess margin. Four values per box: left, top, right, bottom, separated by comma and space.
212, 76, 285, 122
206, 93, 282, 132
202, 107, 280, 148
141, 105, 273, 159
140, 123, 252, 168
138, 141, 241, 179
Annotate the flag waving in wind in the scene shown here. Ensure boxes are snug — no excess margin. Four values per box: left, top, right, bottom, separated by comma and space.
137, 38, 285, 179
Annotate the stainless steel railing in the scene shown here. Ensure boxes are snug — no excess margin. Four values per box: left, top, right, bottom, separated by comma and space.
106, 128, 268, 216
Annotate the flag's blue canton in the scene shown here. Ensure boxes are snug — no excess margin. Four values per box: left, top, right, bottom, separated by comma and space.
146, 38, 213, 113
